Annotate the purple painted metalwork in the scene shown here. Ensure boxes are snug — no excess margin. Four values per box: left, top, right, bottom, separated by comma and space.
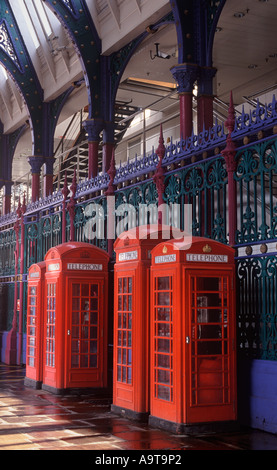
105, 151, 116, 257
62, 171, 70, 243
153, 125, 165, 224
68, 169, 77, 242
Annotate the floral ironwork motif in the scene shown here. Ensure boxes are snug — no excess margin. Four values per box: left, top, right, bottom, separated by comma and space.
0, 20, 21, 71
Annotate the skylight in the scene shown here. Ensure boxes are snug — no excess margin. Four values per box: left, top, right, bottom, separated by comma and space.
34, 0, 52, 37
20, 1, 40, 49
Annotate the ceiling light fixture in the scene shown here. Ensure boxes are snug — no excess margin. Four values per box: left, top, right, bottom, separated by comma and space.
248, 64, 258, 69
234, 11, 245, 18
150, 43, 171, 60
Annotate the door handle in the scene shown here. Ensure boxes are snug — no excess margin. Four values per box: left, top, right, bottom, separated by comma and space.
67, 330, 71, 336
186, 336, 190, 344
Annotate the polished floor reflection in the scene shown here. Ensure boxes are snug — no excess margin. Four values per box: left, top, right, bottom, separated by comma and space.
1, 364, 277, 451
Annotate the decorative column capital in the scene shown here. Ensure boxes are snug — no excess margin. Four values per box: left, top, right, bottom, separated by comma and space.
83, 118, 104, 142
170, 63, 199, 93
28, 156, 45, 174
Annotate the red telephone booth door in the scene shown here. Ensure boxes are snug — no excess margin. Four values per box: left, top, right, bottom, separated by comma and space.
185, 270, 236, 424
66, 279, 106, 389
25, 262, 46, 387
150, 269, 182, 424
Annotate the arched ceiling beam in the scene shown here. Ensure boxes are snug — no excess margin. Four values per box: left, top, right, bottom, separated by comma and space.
0, 1, 45, 157
43, 0, 102, 119
170, 0, 226, 67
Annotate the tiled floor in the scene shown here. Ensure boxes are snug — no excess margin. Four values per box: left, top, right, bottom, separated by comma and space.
1, 364, 277, 451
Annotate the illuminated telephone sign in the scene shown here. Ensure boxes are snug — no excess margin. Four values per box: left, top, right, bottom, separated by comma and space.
111, 225, 173, 421
42, 242, 110, 394
24, 261, 46, 389
149, 236, 237, 433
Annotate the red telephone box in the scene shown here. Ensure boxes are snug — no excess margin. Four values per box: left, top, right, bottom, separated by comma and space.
24, 261, 46, 389
149, 236, 237, 433
42, 242, 110, 394
111, 224, 173, 420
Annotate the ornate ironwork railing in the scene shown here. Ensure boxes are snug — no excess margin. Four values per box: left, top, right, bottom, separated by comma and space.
1, 94, 277, 362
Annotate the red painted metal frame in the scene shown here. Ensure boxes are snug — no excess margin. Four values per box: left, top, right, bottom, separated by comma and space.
112, 225, 174, 418
150, 236, 237, 428
25, 261, 46, 387
42, 242, 110, 393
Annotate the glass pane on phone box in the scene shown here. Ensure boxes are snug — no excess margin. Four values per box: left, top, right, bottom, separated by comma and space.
71, 340, 80, 353
90, 341, 97, 354
72, 311, 80, 325
157, 385, 170, 401
91, 298, 98, 310
158, 369, 170, 384
158, 338, 170, 353
72, 298, 80, 311
72, 326, 79, 339
157, 354, 170, 369
157, 277, 170, 290
91, 285, 98, 297
197, 277, 219, 291
158, 292, 170, 306
90, 312, 98, 325
82, 284, 89, 296
158, 323, 170, 337
157, 308, 170, 321
90, 326, 98, 339
81, 341, 88, 353
72, 284, 80, 296
71, 355, 79, 368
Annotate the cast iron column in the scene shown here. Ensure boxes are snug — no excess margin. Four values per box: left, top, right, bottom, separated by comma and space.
222, 92, 237, 247
83, 119, 104, 179
197, 66, 217, 133
28, 156, 44, 203
171, 63, 198, 140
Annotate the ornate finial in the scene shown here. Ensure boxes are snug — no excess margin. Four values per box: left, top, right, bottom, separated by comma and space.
16, 197, 22, 219
225, 91, 235, 135
62, 171, 70, 200
22, 193, 27, 215
70, 168, 77, 199
105, 150, 116, 196
153, 125, 166, 224
156, 124, 165, 160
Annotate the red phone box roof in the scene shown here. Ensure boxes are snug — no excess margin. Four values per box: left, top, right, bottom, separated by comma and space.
151, 236, 235, 267
28, 261, 46, 279
114, 224, 183, 263
44, 242, 110, 274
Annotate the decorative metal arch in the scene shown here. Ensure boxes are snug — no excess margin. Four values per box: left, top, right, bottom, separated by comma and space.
0, 1, 44, 157
44, 0, 102, 120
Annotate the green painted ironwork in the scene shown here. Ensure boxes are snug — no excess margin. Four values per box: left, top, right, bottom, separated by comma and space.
235, 138, 277, 244
1, 131, 277, 362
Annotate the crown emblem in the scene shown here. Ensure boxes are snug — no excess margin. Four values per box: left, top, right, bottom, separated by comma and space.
203, 244, 212, 253
162, 245, 168, 254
